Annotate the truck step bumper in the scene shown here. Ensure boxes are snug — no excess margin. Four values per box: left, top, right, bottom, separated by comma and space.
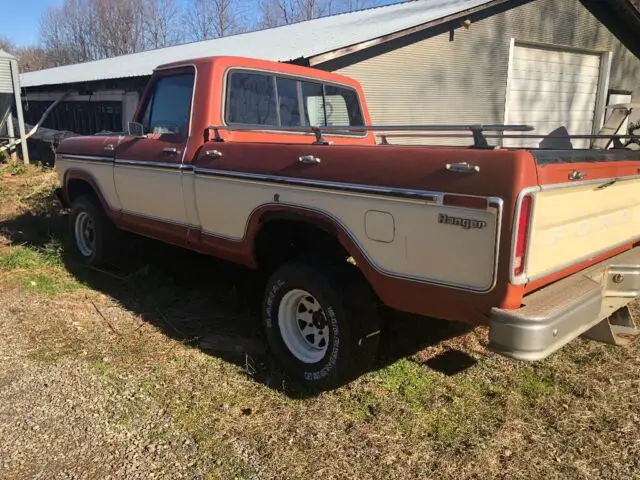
490, 247, 640, 361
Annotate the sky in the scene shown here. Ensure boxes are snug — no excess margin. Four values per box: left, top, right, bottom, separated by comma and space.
1, 0, 217, 47
1, 0, 64, 46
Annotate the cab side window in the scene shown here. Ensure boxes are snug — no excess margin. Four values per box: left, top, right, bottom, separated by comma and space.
277, 77, 302, 127
142, 73, 195, 136
225, 70, 364, 130
323, 84, 363, 126
227, 72, 278, 126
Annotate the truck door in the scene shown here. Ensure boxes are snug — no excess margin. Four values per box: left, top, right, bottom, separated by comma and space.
114, 67, 195, 243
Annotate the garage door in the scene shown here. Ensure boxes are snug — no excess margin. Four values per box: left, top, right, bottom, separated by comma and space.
505, 45, 603, 148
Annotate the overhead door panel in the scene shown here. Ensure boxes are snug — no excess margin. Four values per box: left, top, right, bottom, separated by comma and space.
505, 44, 603, 148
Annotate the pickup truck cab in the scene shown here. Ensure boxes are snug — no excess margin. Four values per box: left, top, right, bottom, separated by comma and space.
56, 56, 640, 389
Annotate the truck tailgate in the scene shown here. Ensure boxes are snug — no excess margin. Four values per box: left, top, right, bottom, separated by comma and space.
518, 151, 640, 285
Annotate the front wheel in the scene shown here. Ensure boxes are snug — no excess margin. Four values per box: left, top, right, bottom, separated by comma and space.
69, 195, 119, 266
262, 260, 380, 390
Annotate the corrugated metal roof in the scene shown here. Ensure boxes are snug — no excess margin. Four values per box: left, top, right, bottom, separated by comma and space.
21, 0, 496, 88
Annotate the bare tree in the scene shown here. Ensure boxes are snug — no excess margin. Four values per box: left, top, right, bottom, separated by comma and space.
259, 0, 295, 27
340, 0, 371, 13
144, 0, 183, 49
0, 36, 15, 53
93, 0, 146, 57
0, 36, 57, 72
297, 0, 333, 21
14, 47, 57, 72
40, 0, 98, 65
30, 0, 376, 72
39, 0, 186, 68
257, 0, 335, 27
183, 0, 244, 40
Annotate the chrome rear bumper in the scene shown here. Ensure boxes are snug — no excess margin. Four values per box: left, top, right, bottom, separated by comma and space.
490, 247, 640, 361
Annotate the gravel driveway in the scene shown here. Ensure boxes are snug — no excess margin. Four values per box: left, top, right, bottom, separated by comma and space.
0, 291, 223, 480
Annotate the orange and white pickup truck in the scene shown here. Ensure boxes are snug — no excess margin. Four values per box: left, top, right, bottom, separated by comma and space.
55, 56, 640, 389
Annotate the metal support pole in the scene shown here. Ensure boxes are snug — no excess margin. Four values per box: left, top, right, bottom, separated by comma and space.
9, 59, 29, 164
5, 112, 16, 161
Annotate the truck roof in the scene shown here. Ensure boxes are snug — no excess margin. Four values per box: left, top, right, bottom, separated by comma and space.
154, 55, 363, 90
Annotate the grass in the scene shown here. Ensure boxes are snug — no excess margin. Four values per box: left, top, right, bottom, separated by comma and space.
376, 358, 435, 404
0, 164, 58, 218
0, 242, 83, 295
0, 241, 64, 269
1, 167, 640, 479
0, 160, 27, 176
517, 367, 557, 404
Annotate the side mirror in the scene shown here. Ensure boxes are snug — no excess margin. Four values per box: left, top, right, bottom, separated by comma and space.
127, 121, 146, 138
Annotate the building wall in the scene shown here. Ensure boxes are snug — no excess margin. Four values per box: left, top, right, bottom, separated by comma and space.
23, 90, 139, 133
326, 0, 640, 136
0, 58, 15, 94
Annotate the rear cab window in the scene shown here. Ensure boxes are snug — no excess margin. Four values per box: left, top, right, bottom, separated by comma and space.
225, 70, 364, 132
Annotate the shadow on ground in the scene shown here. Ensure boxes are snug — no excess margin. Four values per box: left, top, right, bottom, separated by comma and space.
0, 208, 477, 397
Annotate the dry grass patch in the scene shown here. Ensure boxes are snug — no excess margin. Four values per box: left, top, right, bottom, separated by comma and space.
0, 167, 639, 479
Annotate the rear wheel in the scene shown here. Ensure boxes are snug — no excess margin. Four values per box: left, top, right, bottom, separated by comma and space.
69, 195, 119, 266
262, 260, 380, 390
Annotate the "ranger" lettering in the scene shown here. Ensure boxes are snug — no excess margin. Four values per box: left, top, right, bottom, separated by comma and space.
438, 213, 487, 230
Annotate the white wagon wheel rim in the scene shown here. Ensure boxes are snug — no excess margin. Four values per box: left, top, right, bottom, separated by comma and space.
278, 289, 330, 364
74, 211, 96, 257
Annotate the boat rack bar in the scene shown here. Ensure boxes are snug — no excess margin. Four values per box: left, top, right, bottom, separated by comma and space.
204, 124, 535, 148
380, 133, 640, 140
204, 124, 639, 149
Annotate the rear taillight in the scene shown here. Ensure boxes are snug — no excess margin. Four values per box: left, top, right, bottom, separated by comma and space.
513, 195, 532, 277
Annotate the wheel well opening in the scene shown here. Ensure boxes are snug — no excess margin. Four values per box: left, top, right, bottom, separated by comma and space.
67, 179, 99, 205
254, 219, 350, 272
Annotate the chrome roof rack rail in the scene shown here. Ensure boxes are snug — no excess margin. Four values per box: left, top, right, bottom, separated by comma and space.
204, 124, 535, 148
203, 124, 639, 149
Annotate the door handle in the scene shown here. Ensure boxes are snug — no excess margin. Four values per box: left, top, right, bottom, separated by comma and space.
104, 144, 115, 151
298, 155, 321, 165
205, 150, 223, 159
569, 170, 587, 181
163, 147, 179, 155
446, 162, 480, 173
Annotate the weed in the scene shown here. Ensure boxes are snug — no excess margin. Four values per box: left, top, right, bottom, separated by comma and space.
0, 160, 26, 176
39, 239, 65, 266
19, 183, 59, 216
518, 367, 556, 404
0, 242, 64, 270
428, 414, 461, 445
376, 358, 435, 405
0, 247, 44, 269
89, 359, 113, 377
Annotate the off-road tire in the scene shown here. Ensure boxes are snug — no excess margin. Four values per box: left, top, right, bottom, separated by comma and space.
262, 260, 380, 390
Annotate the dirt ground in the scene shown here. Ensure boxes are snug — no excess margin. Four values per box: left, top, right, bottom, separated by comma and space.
0, 165, 639, 479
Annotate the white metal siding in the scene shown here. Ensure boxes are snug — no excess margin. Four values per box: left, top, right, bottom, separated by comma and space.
505, 45, 602, 148
0, 59, 13, 94
329, 0, 640, 146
